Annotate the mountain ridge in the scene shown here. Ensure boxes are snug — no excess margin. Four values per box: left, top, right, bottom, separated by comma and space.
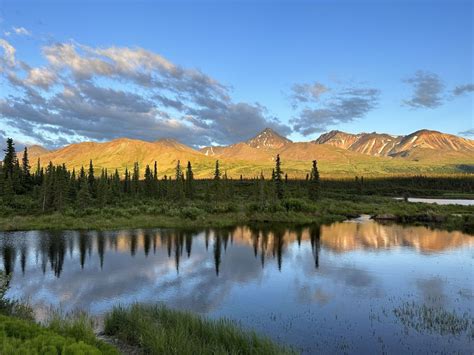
14, 128, 474, 178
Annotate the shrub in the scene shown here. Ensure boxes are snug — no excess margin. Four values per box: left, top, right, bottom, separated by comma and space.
0, 314, 117, 354
180, 206, 203, 220
283, 198, 308, 212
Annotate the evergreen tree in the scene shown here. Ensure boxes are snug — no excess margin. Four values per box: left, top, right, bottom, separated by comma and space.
258, 172, 266, 209
2, 138, 17, 179
68, 168, 77, 202
34, 158, 43, 186
213, 160, 222, 199
97, 169, 110, 206
41, 162, 55, 211
308, 160, 320, 201
124, 168, 130, 194
53, 164, 69, 210
185, 161, 194, 199
175, 160, 184, 200
274, 154, 284, 200
144, 164, 154, 196
77, 177, 92, 209
88, 160, 95, 196
21, 147, 32, 191
132, 162, 140, 195
153, 161, 159, 197
214, 160, 221, 180
111, 169, 121, 198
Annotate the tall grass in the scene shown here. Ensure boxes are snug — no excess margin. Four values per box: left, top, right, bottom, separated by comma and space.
104, 303, 295, 354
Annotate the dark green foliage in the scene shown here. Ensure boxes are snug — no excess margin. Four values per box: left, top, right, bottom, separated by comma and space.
274, 154, 284, 200
2, 138, 17, 180
185, 161, 194, 199
132, 162, 140, 195
214, 160, 221, 180
21, 147, 32, 191
174, 160, 184, 200
309, 160, 320, 201
77, 177, 92, 210
88, 160, 96, 197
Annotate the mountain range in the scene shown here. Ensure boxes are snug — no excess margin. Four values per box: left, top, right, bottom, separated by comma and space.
19, 128, 474, 178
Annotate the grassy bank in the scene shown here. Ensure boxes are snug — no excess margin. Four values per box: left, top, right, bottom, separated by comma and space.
0, 314, 118, 354
1, 196, 473, 233
104, 303, 294, 354
0, 270, 293, 355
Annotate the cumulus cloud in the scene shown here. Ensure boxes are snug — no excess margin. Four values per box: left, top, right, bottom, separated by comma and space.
452, 84, 474, 96
290, 82, 380, 135
402, 70, 445, 109
0, 41, 290, 148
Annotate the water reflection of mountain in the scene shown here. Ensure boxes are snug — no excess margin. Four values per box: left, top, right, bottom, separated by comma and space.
0, 221, 471, 277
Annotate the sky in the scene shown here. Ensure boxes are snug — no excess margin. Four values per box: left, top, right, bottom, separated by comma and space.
0, 0, 472, 149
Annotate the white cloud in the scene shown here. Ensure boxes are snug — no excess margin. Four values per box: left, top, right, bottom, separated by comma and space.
0, 39, 16, 67
0, 40, 290, 148
13, 26, 31, 36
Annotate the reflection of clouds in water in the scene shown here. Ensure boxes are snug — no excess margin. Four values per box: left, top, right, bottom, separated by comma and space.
7, 236, 264, 315
416, 277, 447, 307
0, 222, 471, 317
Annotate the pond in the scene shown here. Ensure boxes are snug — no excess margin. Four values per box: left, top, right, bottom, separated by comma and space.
1, 220, 473, 354
394, 197, 474, 205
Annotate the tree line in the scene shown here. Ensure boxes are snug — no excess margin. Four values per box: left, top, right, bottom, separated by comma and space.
0, 138, 321, 211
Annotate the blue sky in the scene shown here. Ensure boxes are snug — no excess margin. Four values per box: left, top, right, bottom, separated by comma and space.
0, 0, 472, 148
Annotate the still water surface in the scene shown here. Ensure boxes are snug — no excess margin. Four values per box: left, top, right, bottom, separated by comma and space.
395, 197, 474, 205
1, 219, 473, 353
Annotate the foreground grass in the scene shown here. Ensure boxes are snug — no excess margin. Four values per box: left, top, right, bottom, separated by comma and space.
0, 314, 118, 354
0, 195, 472, 233
104, 303, 294, 355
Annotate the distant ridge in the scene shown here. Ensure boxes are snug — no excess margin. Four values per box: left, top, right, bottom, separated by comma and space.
313, 129, 474, 157
13, 127, 474, 177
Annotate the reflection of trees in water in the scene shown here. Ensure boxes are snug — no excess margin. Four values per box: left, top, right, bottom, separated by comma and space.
2, 244, 15, 276
310, 226, 321, 269
1, 222, 470, 278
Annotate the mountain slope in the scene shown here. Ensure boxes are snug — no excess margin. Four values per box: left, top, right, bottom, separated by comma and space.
313, 129, 474, 158
20, 128, 474, 178
245, 128, 292, 150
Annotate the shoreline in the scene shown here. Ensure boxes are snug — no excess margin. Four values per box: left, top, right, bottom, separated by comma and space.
0, 209, 472, 234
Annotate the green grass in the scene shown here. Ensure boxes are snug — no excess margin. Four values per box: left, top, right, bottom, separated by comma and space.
0, 196, 472, 233
0, 314, 118, 354
104, 303, 295, 355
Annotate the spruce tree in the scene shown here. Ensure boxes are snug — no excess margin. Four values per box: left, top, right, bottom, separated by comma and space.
97, 169, 110, 206
175, 160, 184, 200
309, 160, 320, 201
68, 168, 77, 202
274, 154, 284, 200
21, 147, 32, 191
111, 169, 121, 198
2, 138, 16, 179
77, 177, 92, 209
185, 161, 194, 199
124, 168, 130, 194
214, 160, 221, 180
132, 162, 140, 195
88, 160, 96, 197
213, 160, 222, 199
144, 164, 154, 196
